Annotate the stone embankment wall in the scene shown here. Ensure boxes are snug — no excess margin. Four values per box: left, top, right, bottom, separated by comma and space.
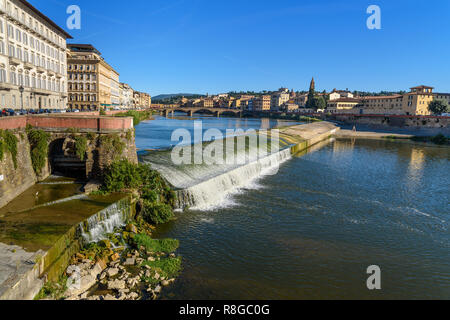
322, 114, 450, 133
0, 115, 138, 209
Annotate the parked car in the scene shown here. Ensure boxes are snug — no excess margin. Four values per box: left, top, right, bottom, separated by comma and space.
73, 109, 80, 113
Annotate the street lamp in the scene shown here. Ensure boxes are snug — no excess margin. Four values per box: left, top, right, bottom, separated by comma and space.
19, 86, 24, 114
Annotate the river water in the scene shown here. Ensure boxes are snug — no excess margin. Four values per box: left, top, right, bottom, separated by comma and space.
136, 115, 450, 300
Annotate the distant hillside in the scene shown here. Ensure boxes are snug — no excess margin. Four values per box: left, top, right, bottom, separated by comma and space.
153, 93, 203, 101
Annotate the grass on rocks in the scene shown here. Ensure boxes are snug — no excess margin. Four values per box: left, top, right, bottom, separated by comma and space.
141, 257, 182, 282
133, 234, 179, 253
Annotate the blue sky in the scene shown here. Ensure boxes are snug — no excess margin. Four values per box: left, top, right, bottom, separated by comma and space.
30, 0, 450, 95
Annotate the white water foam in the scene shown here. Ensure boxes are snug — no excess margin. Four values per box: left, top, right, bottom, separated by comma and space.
79, 202, 127, 243
175, 148, 293, 211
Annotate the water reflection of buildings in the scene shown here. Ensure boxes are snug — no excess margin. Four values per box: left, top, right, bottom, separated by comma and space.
260, 118, 270, 130
406, 148, 426, 189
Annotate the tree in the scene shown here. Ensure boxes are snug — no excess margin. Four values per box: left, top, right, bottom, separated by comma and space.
306, 77, 316, 108
314, 96, 327, 110
428, 100, 448, 115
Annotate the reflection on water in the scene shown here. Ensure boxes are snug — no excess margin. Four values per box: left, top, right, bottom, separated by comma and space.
152, 139, 450, 300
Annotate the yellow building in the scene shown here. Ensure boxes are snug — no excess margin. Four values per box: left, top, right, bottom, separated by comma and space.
360, 95, 404, 115
253, 95, 271, 111
327, 98, 361, 114
402, 85, 434, 116
67, 44, 120, 111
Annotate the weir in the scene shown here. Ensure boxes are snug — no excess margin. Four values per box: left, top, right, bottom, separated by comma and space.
141, 122, 339, 210
0, 194, 133, 300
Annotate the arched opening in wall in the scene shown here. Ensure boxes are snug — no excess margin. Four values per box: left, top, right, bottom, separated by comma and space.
48, 138, 87, 179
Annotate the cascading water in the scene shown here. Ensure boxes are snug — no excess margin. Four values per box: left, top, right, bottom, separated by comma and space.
140, 133, 293, 210
78, 201, 128, 243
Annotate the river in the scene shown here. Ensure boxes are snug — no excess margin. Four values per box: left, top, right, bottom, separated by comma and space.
136, 115, 450, 300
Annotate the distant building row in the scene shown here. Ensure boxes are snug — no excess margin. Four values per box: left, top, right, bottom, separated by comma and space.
0, 0, 150, 111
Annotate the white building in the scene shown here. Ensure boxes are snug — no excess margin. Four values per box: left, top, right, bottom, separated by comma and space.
0, 0, 72, 110
120, 82, 134, 108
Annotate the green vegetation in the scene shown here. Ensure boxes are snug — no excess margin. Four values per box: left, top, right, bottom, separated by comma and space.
133, 234, 179, 253
34, 275, 68, 300
412, 134, 449, 145
99, 160, 176, 225
74, 135, 88, 161
99, 108, 106, 116
100, 133, 125, 160
26, 126, 50, 175
428, 100, 448, 115
115, 110, 153, 126
141, 257, 182, 282
0, 130, 18, 168
141, 202, 174, 225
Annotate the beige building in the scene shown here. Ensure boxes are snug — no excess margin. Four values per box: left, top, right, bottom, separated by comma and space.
326, 85, 441, 116
67, 44, 120, 111
134, 91, 151, 108
329, 89, 354, 101
271, 91, 290, 111
120, 82, 134, 108
253, 95, 271, 111
294, 94, 308, 107
0, 0, 71, 111
327, 97, 361, 114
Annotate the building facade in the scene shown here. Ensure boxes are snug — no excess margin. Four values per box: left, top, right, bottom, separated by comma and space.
253, 95, 271, 111
119, 82, 134, 108
67, 44, 120, 111
0, 0, 71, 111
271, 91, 290, 111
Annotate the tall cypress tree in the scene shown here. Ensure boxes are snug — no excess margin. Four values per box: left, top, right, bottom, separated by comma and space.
306, 77, 316, 109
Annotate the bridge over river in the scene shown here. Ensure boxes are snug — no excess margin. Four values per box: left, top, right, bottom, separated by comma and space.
161, 107, 243, 118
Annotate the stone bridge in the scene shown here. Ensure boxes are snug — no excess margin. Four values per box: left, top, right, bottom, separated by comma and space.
161, 107, 242, 117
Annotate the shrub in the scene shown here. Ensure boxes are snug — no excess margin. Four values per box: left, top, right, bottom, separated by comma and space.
142, 201, 174, 225
74, 135, 88, 161
133, 234, 179, 253
100, 133, 125, 160
0, 130, 18, 168
27, 128, 50, 175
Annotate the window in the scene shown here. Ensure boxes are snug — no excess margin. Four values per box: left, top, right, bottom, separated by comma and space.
15, 29, 21, 42
0, 68, 6, 83
8, 44, 14, 57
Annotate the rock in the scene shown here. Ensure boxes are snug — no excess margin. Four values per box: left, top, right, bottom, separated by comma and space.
97, 258, 107, 270
83, 181, 101, 193
133, 250, 140, 257
106, 267, 119, 277
153, 272, 160, 280
123, 258, 136, 266
128, 292, 139, 300
126, 224, 138, 234
144, 270, 151, 278
107, 279, 126, 291
136, 258, 144, 264
110, 253, 120, 262
169, 253, 176, 258
66, 265, 78, 276
147, 257, 155, 262
154, 285, 162, 293
103, 294, 117, 301
161, 280, 170, 287
65, 262, 103, 297
99, 272, 107, 280
144, 265, 151, 270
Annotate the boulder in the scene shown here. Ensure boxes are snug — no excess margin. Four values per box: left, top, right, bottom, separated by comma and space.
106, 268, 119, 277
107, 279, 126, 291
123, 258, 136, 266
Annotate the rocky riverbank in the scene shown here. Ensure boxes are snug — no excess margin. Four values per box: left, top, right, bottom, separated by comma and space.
35, 221, 181, 301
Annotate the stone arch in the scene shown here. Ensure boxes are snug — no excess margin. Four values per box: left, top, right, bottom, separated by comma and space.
48, 137, 87, 178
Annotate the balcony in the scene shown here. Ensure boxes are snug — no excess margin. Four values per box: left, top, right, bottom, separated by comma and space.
31, 88, 52, 96
9, 57, 21, 66
0, 83, 14, 91
24, 62, 34, 70
36, 66, 46, 73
